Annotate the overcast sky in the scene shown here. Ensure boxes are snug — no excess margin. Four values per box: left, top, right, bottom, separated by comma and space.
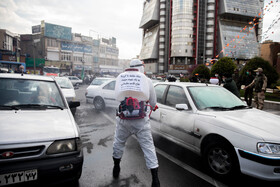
0, 0, 279, 59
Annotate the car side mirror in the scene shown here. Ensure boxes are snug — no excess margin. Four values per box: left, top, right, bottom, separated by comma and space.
69, 101, 80, 108
175, 104, 189, 111
74, 85, 79, 90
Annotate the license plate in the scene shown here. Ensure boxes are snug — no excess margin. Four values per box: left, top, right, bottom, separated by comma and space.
0, 169, 37, 186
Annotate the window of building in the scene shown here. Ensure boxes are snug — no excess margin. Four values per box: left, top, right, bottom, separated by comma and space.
47, 38, 58, 47
4, 35, 13, 51
61, 52, 71, 61
74, 56, 83, 62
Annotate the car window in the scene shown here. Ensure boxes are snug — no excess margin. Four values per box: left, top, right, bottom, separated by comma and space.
103, 81, 116, 90
55, 78, 73, 89
154, 84, 168, 104
91, 78, 111, 86
0, 78, 65, 108
166, 86, 188, 108
188, 86, 245, 110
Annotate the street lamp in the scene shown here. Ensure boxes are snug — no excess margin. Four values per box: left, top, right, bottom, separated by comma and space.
89, 29, 99, 39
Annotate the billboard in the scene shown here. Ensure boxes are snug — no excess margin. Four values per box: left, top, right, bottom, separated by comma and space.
44, 22, 72, 41
61, 42, 92, 53
32, 25, 41, 34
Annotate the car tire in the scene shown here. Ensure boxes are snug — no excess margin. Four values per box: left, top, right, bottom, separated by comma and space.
203, 141, 239, 179
94, 96, 105, 110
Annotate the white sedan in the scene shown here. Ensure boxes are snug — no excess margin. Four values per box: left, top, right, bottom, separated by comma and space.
151, 82, 280, 181
67, 76, 83, 86
85, 77, 118, 110
54, 77, 79, 115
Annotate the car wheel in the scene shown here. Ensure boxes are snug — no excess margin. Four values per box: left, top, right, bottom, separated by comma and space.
94, 96, 105, 110
203, 141, 239, 179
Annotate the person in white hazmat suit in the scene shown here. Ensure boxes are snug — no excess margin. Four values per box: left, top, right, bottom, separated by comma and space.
112, 59, 160, 187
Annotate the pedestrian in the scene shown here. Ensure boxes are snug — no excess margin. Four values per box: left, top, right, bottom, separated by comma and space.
243, 69, 254, 106
15, 65, 26, 74
167, 74, 176, 82
232, 69, 241, 90
222, 73, 240, 98
245, 67, 267, 110
113, 59, 160, 187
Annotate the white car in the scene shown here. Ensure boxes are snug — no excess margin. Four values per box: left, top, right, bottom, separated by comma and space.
67, 76, 83, 86
54, 76, 79, 115
151, 82, 280, 181
0, 73, 82, 186
85, 77, 118, 110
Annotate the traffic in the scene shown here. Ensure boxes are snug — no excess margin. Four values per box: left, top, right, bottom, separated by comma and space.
1, 58, 280, 187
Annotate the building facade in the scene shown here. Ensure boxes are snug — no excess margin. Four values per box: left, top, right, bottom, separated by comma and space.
0, 29, 26, 72
20, 21, 119, 76
260, 40, 280, 75
139, 0, 263, 75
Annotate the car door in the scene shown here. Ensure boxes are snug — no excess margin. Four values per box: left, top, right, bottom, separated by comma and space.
102, 80, 118, 108
151, 84, 169, 131
159, 85, 196, 148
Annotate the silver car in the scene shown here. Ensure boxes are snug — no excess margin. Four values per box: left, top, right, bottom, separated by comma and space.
151, 82, 280, 181
0, 73, 83, 186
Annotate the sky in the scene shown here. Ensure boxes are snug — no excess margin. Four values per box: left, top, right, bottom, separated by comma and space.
0, 0, 144, 59
0, 0, 279, 59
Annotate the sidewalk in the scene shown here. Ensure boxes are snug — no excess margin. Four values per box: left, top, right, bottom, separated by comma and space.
262, 99, 280, 110
241, 97, 280, 110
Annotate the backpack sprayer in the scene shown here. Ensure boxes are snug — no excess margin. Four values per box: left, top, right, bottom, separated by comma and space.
117, 97, 158, 120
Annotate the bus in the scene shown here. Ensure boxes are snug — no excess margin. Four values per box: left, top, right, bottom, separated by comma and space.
43, 66, 60, 77
0, 60, 26, 73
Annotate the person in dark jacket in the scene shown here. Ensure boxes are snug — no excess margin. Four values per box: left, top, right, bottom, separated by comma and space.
222, 74, 240, 98
243, 69, 255, 106
245, 67, 267, 110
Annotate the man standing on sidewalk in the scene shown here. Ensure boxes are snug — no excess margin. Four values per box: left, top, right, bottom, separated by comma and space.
245, 67, 267, 110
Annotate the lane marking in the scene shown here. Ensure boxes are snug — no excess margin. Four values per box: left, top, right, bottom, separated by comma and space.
101, 111, 116, 124
155, 148, 227, 187
101, 112, 227, 187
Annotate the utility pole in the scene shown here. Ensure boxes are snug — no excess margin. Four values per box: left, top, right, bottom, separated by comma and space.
33, 39, 40, 74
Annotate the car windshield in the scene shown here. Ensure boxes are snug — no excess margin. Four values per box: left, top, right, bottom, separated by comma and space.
188, 86, 246, 110
55, 78, 73, 89
90, 78, 111, 86
0, 78, 65, 109
43, 67, 60, 74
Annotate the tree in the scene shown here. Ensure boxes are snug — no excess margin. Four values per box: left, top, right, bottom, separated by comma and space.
240, 57, 279, 87
192, 64, 210, 80
211, 57, 236, 77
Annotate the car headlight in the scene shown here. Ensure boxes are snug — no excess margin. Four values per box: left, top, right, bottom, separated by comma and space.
257, 143, 280, 155
47, 139, 79, 155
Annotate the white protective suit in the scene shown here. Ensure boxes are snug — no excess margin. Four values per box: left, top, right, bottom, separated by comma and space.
112, 68, 158, 169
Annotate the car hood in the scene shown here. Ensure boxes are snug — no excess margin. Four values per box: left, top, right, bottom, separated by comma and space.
0, 110, 78, 144
61, 88, 76, 98
199, 108, 280, 142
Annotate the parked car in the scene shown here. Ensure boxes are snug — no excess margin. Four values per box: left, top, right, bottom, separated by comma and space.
0, 73, 83, 186
54, 76, 79, 116
67, 76, 83, 86
85, 77, 118, 110
151, 82, 280, 181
